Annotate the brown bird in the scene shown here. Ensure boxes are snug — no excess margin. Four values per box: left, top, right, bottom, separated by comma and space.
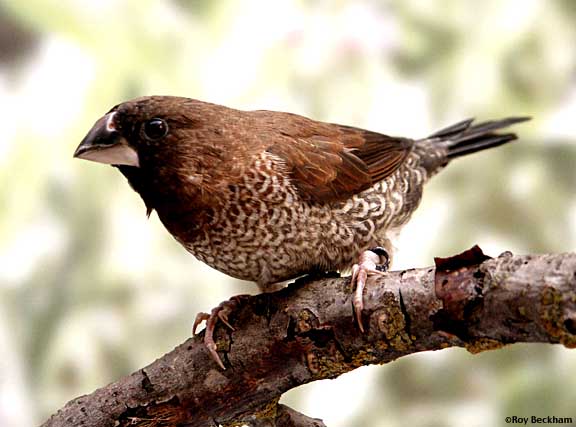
74, 96, 528, 368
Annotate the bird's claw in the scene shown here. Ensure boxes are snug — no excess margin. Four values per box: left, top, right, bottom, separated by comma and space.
351, 247, 390, 333
192, 312, 210, 335
218, 309, 235, 331
192, 295, 249, 370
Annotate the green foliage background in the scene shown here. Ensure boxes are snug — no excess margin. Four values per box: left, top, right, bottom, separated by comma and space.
0, 1, 575, 426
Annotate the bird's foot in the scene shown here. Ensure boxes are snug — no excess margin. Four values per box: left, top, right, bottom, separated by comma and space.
192, 294, 250, 369
351, 247, 390, 333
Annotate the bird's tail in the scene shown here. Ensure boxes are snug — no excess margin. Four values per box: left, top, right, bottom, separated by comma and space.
428, 116, 531, 159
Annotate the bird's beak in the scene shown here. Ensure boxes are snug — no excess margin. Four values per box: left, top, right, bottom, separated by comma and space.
74, 112, 140, 167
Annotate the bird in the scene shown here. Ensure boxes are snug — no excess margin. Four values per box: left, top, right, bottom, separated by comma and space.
74, 95, 529, 368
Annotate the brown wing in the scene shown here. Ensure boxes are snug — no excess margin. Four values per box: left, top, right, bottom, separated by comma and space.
263, 113, 414, 203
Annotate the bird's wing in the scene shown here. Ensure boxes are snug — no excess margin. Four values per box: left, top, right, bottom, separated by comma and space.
264, 116, 414, 203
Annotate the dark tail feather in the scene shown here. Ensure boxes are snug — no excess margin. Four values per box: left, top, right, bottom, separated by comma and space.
430, 116, 531, 159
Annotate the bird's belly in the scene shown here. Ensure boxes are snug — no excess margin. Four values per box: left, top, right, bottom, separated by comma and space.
178, 175, 423, 288
181, 205, 360, 287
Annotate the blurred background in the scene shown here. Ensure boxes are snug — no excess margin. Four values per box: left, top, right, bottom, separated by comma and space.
1, 0, 575, 426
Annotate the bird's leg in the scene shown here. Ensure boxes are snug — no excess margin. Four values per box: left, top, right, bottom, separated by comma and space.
192, 294, 250, 369
350, 247, 390, 333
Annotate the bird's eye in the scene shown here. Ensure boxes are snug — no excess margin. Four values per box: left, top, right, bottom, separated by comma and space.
142, 118, 169, 140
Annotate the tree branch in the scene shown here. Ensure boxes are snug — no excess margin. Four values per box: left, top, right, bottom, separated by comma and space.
41, 249, 576, 427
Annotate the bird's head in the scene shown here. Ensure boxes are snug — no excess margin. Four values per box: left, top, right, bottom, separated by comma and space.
74, 96, 250, 216
73, 96, 208, 169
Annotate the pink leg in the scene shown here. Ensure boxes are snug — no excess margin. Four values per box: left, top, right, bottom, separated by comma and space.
193, 294, 250, 369
350, 247, 390, 333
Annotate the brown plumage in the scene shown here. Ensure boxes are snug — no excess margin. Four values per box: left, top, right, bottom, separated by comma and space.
75, 95, 529, 367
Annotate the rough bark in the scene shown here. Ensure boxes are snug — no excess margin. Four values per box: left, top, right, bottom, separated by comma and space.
41, 249, 576, 427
